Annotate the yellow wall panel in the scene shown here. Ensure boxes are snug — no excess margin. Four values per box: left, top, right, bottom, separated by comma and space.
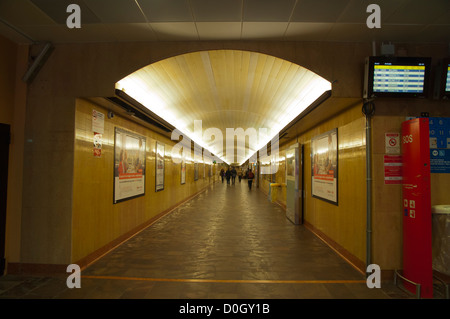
261, 103, 366, 267
72, 98, 214, 263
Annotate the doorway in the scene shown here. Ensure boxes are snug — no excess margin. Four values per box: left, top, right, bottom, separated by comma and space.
0, 123, 10, 276
286, 144, 304, 225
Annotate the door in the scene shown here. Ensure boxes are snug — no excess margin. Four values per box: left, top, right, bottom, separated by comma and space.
0, 123, 10, 276
298, 144, 304, 224
286, 144, 304, 224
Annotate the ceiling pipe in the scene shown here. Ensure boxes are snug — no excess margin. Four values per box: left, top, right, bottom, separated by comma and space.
0, 17, 35, 43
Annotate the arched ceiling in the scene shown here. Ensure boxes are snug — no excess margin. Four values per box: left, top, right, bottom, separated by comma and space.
116, 50, 331, 164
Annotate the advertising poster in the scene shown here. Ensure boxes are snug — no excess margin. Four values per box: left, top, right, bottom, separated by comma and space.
194, 162, 199, 181
311, 128, 338, 204
155, 142, 165, 192
181, 159, 186, 184
114, 128, 146, 204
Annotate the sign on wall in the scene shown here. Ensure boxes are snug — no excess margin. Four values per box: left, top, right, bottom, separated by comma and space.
113, 128, 146, 204
384, 155, 402, 184
92, 109, 104, 134
92, 109, 105, 158
385, 132, 400, 154
429, 117, 450, 173
155, 142, 165, 192
311, 128, 338, 205
93, 132, 102, 158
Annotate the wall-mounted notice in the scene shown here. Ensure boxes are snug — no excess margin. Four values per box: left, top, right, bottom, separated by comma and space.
429, 117, 450, 173
385, 132, 400, 154
114, 127, 146, 204
155, 142, 165, 192
384, 155, 402, 184
93, 132, 102, 158
92, 109, 105, 134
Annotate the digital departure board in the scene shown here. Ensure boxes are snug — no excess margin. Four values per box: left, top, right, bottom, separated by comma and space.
446, 63, 450, 94
364, 56, 431, 98
373, 64, 426, 93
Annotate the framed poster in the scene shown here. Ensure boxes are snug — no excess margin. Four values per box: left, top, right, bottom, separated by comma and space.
114, 127, 146, 204
181, 159, 186, 185
311, 128, 338, 205
155, 142, 165, 192
194, 162, 199, 181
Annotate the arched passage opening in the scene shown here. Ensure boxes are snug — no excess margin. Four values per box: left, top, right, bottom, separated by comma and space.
114, 50, 331, 165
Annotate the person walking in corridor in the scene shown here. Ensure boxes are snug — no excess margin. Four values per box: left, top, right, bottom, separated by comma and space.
247, 169, 254, 190
225, 167, 231, 185
231, 166, 237, 185
220, 168, 225, 183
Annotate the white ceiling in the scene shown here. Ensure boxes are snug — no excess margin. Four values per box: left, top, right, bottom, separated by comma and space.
0, 0, 449, 44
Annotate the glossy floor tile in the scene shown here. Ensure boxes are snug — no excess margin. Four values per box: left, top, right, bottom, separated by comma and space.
0, 181, 437, 299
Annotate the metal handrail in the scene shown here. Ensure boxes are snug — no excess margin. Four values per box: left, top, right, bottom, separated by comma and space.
394, 270, 422, 299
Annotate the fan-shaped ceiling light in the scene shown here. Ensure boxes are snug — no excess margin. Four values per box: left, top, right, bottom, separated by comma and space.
116, 50, 331, 165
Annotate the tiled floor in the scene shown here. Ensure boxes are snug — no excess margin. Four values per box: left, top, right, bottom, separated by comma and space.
0, 181, 441, 300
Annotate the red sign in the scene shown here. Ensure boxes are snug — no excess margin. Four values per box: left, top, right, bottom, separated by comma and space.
401, 118, 433, 298
384, 155, 402, 184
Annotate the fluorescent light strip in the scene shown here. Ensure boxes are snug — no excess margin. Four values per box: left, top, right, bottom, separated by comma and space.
116, 82, 230, 165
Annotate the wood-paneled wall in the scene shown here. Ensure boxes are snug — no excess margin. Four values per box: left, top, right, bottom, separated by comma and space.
11, 39, 450, 273
261, 103, 367, 270
73, 98, 215, 265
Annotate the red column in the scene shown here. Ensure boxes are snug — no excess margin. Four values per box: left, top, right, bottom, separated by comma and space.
401, 118, 433, 298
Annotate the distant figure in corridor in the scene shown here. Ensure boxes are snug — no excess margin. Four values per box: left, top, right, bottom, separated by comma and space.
247, 169, 255, 190
220, 168, 225, 183
225, 167, 231, 185
238, 169, 243, 183
231, 167, 237, 184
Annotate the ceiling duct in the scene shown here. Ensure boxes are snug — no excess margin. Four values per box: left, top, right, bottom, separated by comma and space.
22, 42, 54, 84
106, 89, 175, 133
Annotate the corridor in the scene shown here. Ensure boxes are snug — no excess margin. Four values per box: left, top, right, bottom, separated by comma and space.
0, 181, 410, 299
